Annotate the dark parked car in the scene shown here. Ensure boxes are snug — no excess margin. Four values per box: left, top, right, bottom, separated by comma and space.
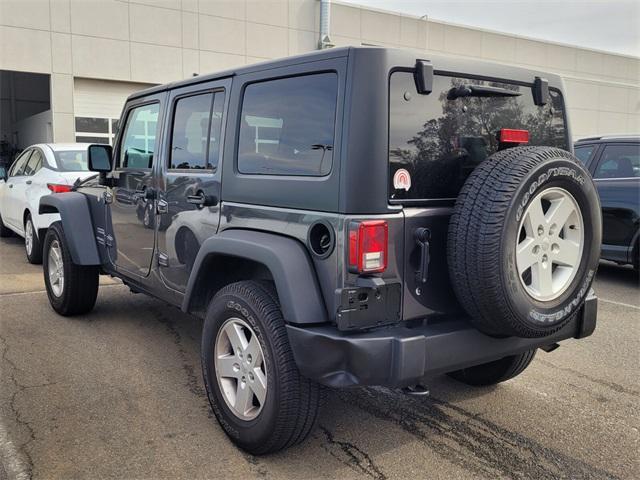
575, 135, 640, 270
39, 47, 600, 454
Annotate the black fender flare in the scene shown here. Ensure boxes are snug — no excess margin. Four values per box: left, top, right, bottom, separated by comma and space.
39, 193, 101, 265
181, 229, 328, 325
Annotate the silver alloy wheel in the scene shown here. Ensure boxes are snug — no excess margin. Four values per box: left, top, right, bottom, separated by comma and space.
516, 187, 584, 302
48, 239, 65, 297
25, 218, 33, 255
214, 317, 267, 421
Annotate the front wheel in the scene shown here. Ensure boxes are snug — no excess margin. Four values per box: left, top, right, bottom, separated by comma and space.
447, 350, 536, 386
201, 281, 321, 454
43, 222, 99, 316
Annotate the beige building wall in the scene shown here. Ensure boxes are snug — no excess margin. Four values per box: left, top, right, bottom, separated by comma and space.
0, 0, 638, 142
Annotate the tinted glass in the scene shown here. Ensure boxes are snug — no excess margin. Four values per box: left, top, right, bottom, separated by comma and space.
23, 149, 43, 175
574, 145, 595, 165
238, 73, 337, 176
208, 92, 225, 169
389, 73, 568, 200
119, 103, 159, 169
9, 150, 32, 176
594, 144, 640, 179
75, 117, 109, 134
53, 150, 89, 171
170, 93, 213, 170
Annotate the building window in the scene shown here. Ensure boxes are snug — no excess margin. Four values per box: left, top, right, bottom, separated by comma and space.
75, 117, 120, 145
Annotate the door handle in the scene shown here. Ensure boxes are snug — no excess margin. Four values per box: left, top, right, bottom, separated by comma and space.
26, 180, 32, 185
414, 227, 431, 284
187, 192, 218, 208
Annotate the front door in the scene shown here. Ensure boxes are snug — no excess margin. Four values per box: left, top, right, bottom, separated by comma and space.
156, 80, 229, 292
108, 96, 164, 277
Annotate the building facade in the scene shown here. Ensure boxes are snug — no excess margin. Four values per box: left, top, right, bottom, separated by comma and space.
1, 0, 638, 156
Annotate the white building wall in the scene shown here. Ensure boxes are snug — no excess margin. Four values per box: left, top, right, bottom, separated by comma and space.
0, 0, 638, 142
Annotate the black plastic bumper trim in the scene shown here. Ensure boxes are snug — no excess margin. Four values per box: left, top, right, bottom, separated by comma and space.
287, 293, 598, 388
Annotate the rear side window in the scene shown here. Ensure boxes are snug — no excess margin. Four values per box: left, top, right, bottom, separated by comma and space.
237, 73, 338, 176
574, 145, 595, 165
594, 144, 640, 179
23, 149, 43, 175
169, 91, 226, 171
389, 73, 568, 200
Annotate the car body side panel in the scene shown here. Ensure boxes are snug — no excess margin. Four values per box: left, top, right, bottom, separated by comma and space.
182, 228, 328, 325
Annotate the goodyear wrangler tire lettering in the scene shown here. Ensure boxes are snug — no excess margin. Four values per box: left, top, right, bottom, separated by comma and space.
448, 146, 602, 338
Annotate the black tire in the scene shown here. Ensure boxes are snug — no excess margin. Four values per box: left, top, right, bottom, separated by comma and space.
201, 281, 321, 454
448, 146, 602, 338
0, 212, 13, 237
24, 213, 42, 264
448, 349, 536, 386
43, 221, 99, 316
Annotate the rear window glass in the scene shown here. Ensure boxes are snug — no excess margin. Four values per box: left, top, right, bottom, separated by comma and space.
238, 73, 338, 176
574, 145, 595, 165
53, 150, 88, 171
389, 73, 568, 200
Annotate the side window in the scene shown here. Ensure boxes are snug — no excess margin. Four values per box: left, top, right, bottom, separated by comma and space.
574, 145, 595, 165
169, 93, 213, 170
23, 150, 43, 176
9, 150, 32, 177
118, 103, 160, 169
237, 73, 338, 176
594, 144, 640, 179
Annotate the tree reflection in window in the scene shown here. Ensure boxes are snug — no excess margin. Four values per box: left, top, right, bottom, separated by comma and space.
389, 73, 567, 200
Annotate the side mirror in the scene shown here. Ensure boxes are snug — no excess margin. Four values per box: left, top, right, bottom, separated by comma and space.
88, 144, 113, 173
0, 166, 7, 182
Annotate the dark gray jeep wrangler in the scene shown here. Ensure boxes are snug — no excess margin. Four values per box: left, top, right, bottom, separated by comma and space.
40, 47, 601, 454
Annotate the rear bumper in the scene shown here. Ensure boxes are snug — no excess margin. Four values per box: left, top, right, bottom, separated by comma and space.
287, 292, 597, 388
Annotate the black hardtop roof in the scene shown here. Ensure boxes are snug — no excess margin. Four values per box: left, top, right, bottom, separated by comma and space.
127, 46, 565, 101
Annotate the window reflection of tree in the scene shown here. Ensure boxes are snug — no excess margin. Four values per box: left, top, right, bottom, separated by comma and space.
391, 76, 566, 199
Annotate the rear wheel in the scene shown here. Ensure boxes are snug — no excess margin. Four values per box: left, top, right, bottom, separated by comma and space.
43, 222, 99, 316
448, 350, 536, 386
24, 214, 42, 264
201, 281, 321, 454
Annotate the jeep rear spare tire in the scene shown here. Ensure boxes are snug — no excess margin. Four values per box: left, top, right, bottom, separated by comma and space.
448, 146, 601, 338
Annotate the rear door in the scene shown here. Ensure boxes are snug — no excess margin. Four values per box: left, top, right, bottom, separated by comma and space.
590, 143, 640, 255
108, 95, 164, 277
156, 79, 229, 293
388, 71, 570, 320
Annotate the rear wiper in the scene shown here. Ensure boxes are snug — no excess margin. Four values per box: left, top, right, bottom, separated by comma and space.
447, 84, 522, 100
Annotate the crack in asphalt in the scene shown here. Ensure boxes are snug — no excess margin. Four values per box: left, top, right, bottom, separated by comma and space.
338, 387, 620, 480
316, 426, 387, 480
0, 333, 37, 479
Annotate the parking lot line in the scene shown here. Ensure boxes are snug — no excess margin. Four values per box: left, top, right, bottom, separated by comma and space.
599, 298, 640, 310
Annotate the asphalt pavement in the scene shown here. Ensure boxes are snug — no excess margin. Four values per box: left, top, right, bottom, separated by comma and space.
0, 235, 638, 479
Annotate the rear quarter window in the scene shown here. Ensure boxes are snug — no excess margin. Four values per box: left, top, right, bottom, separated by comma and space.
389, 73, 568, 200
237, 73, 338, 176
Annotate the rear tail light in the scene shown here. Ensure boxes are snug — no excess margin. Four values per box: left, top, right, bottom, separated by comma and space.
47, 183, 72, 193
499, 128, 529, 144
348, 220, 388, 274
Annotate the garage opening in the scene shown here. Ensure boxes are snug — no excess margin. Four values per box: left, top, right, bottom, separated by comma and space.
0, 71, 51, 169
